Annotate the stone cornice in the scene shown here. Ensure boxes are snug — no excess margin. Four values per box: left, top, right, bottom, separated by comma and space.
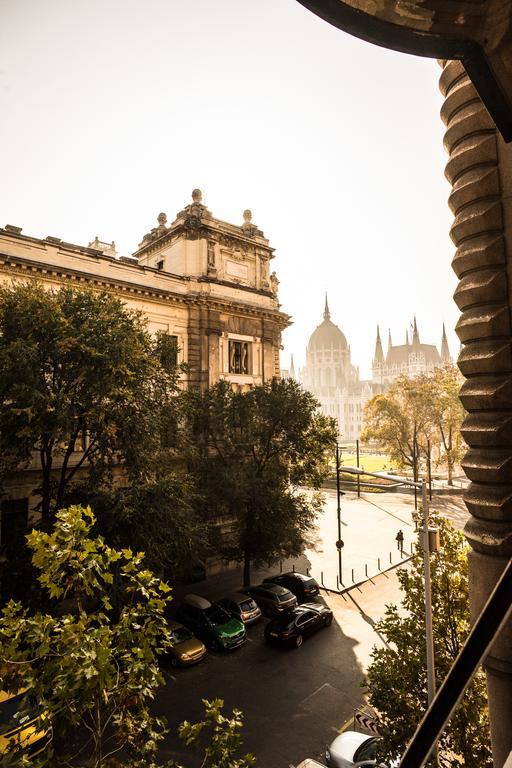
0, 251, 290, 327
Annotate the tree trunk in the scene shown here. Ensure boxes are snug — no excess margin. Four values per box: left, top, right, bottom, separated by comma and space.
243, 552, 251, 587
447, 458, 453, 486
40, 447, 53, 524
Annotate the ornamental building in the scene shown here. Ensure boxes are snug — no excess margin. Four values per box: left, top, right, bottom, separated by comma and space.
0, 190, 289, 545
298, 299, 451, 441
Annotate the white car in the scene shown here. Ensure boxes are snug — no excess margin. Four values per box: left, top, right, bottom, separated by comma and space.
325, 731, 389, 768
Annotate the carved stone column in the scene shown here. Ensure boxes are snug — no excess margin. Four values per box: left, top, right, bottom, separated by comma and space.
440, 60, 512, 767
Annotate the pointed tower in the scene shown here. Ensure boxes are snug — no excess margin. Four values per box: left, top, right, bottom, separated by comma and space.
406, 329, 410, 346
387, 328, 392, 357
324, 293, 331, 321
372, 325, 385, 384
441, 322, 451, 363
412, 315, 420, 346
290, 354, 296, 379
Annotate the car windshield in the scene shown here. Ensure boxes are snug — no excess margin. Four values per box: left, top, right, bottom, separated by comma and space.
170, 626, 194, 644
239, 599, 256, 611
277, 592, 293, 602
354, 738, 377, 762
304, 578, 318, 588
205, 605, 231, 624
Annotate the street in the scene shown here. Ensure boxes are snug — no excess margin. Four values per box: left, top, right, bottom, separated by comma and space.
157, 489, 469, 767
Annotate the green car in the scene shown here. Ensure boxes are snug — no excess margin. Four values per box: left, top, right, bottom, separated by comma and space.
176, 594, 246, 651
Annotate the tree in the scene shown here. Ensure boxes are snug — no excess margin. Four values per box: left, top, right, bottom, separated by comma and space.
416, 366, 466, 485
0, 504, 173, 767
364, 516, 491, 767
72, 476, 209, 578
361, 375, 430, 478
361, 367, 466, 483
183, 379, 337, 586
0, 506, 257, 768
171, 699, 255, 768
0, 282, 181, 524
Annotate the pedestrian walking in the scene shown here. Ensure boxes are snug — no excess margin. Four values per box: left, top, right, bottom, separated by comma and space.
396, 529, 404, 553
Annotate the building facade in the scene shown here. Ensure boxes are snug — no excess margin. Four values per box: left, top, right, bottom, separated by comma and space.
299, 297, 375, 441
0, 189, 289, 536
299, 300, 451, 441
371, 318, 451, 386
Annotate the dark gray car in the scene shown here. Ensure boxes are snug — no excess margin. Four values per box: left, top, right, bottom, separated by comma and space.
242, 583, 297, 617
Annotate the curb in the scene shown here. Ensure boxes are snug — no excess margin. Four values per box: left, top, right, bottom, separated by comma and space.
318, 555, 413, 597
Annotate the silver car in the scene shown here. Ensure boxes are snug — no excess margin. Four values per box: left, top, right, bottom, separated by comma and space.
217, 593, 262, 625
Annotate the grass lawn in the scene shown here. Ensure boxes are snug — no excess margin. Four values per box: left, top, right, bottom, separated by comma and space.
337, 454, 397, 474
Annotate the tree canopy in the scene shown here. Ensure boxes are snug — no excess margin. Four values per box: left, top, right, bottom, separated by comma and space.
183, 379, 337, 585
0, 282, 182, 523
364, 516, 491, 767
0, 506, 256, 768
361, 366, 465, 484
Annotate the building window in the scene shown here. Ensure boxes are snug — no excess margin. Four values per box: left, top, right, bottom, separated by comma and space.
157, 259, 164, 270
229, 340, 251, 374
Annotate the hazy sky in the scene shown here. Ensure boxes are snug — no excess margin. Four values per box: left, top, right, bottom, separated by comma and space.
0, 0, 458, 378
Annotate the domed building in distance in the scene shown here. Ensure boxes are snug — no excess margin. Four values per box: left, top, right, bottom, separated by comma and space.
298, 297, 451, 441
300, 296, 375, 440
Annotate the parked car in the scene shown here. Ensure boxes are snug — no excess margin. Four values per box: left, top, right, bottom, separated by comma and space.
264, 603, 333, 647
263, 571, 320, 601
0, 688, 52, 761
325, 731, 390, 768
295, 760, 327, 768
176, 594, 246, 651
166, 619, 207, 667
242, 583, 297, 617
217, 593, 262, 626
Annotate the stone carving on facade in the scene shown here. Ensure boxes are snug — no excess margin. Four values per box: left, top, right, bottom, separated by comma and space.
241, 209, 263, 238
176, 189, 212, 239
207, 239, 217, 276
140, 212, 169, 245
440, 59, 512, 766
269, 271, 279, 296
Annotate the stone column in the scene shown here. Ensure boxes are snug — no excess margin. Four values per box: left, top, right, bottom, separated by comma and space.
440, 60, 512, 767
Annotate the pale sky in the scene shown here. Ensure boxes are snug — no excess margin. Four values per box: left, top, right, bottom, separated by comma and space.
0, 0, 458, 379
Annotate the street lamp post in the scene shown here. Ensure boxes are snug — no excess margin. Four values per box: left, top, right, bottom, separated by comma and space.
335, 444, 344, 585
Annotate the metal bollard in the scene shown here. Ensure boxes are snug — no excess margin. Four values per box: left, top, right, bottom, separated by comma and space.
378, 557, 381, 571
336, 575, 339, 590
389, 552, 392, 564
321, 570, 325, 587
351, 568, 355, 583
279, 560, 282, 573
293, 564, 295, 572
365, 563, 368, 578
307, 567, 310, 576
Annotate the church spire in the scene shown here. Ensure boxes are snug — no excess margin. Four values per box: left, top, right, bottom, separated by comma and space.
373, 324, 384, 365
441, 322, 451, 363
323, 293, 331, 321
387, 328, 392, 356
290, 354, 296, 379
413, 315, 420, 346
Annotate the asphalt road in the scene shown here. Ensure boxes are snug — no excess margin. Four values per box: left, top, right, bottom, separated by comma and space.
155, 570, 406, 768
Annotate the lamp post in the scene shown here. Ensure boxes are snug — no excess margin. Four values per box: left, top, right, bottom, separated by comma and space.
339, 465, 437, 719
335, 444, 344, 585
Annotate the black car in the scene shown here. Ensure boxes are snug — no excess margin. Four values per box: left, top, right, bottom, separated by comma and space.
263, 571, 320, 602
217, 593, 262, 626
242, 583, 297, 617
264, 603, 333, 647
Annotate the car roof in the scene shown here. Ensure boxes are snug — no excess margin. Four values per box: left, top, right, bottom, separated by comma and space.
167, 619, 188, 631
222, 593, 255, 605
281, 571, 314, 582
182, 594, 212, 610
295, 760, 326, 768
329, 731, 377, 762
259, 583, 291, 595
